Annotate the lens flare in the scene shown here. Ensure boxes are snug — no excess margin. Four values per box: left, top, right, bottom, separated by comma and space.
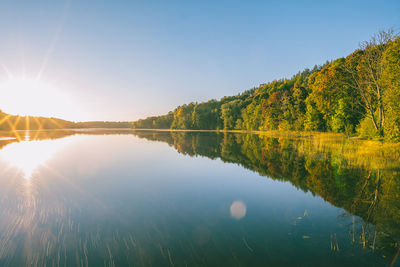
230, 200, 246, 220
0, 77, 81, 120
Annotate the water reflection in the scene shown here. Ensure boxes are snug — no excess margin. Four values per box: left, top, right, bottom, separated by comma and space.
0, 139, 68, 179
133, 130, 400, 264
0, 129, 398, 266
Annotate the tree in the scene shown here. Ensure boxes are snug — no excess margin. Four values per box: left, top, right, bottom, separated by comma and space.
304, 98, 325, 131
171, 103, 195, 129
381, 37, 400, 140
221, 99, 243, 130
342, 30, 396, 136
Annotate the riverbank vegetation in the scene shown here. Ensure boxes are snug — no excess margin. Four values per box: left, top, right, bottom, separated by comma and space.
133, 31, 400, 141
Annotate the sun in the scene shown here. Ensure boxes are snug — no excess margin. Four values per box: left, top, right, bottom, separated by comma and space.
0, 77, 79, 120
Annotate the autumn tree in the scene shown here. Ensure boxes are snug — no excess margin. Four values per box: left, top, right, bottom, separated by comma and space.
343, 30, 396, 136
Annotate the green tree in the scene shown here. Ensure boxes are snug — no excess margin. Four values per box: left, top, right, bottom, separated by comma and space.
381, 37, 400, 140
304, 98, 325, 131
343, 30, 396, 136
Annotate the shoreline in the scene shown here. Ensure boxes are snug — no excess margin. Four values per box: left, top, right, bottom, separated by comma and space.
132, 128, 350, 138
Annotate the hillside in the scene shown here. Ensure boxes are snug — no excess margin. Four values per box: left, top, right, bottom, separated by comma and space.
133, 31, 400, 141
0, 110, 132, 130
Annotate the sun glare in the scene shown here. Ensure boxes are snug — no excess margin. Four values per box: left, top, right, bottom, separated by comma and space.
0, 77, 80, 120
0, 139, 66, 179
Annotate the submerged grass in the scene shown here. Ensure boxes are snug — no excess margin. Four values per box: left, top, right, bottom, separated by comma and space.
261, 131, 400, 170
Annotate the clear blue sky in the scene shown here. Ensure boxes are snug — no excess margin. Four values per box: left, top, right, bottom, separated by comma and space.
0, 0, 399, 121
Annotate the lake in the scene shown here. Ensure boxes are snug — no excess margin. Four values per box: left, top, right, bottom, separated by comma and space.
0, 129, 398, 266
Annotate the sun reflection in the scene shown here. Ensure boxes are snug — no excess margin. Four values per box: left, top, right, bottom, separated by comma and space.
0, 139, 66, 179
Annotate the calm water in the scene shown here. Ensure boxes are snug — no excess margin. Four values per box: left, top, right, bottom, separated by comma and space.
0, 130, 398, 266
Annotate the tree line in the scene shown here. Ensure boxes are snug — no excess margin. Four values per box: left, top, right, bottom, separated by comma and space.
0, 110, 132, 130
133, 31, 400, 141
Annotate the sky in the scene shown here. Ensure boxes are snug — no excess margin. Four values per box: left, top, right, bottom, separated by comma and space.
0, 0, 398, 121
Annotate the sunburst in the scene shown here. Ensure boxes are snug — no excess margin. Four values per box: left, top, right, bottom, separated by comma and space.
0, 138, 68, 179
0, 77, 79, 120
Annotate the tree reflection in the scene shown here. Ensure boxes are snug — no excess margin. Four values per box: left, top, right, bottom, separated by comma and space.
133, 131, 400, 262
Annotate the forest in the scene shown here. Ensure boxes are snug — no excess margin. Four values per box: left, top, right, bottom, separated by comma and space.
132, 31, 400, 141
0, 110, 132, 130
